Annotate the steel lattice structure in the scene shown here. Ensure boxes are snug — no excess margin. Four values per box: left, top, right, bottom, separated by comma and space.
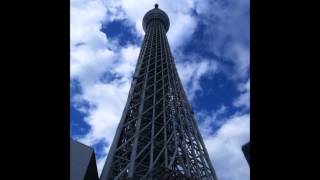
100, 4, 218, 180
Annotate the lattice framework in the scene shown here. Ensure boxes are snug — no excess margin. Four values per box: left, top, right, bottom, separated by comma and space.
100, 5, 218, 180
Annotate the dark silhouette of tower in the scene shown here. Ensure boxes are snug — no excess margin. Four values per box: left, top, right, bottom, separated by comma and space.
100, 4, 217, 180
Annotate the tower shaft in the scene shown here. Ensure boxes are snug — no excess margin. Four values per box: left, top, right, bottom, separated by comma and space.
101, 5, 217, 180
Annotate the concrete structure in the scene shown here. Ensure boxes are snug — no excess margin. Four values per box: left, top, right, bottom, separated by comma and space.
242, 142, 250, 166
70, 138, 99, 180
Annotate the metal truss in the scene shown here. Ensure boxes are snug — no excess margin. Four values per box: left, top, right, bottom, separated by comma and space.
100, 7, 218, 180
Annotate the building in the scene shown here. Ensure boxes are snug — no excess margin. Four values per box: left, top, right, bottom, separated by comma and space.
100, 4, 218, 180
242, 142, 250, 166
70, 138, 99, 180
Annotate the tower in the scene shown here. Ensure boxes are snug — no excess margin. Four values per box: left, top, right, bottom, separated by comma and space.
100, 4, 217, 180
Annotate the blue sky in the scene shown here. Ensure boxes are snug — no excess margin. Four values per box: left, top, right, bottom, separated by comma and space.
70, 0, 250, 180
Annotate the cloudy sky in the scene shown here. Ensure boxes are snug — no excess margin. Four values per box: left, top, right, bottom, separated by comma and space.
70, 0, 250, 180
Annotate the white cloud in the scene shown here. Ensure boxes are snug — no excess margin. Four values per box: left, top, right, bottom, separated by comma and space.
229, 44, 250, 80
197, 105, 227, 136
201, 112, 250, 180
70, 0, 109, 48
71, 45, 139, 146
194, 0, 250, 80
176, 58, 218, 100
233, 79, 250, 109
166, 11, 197, 50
